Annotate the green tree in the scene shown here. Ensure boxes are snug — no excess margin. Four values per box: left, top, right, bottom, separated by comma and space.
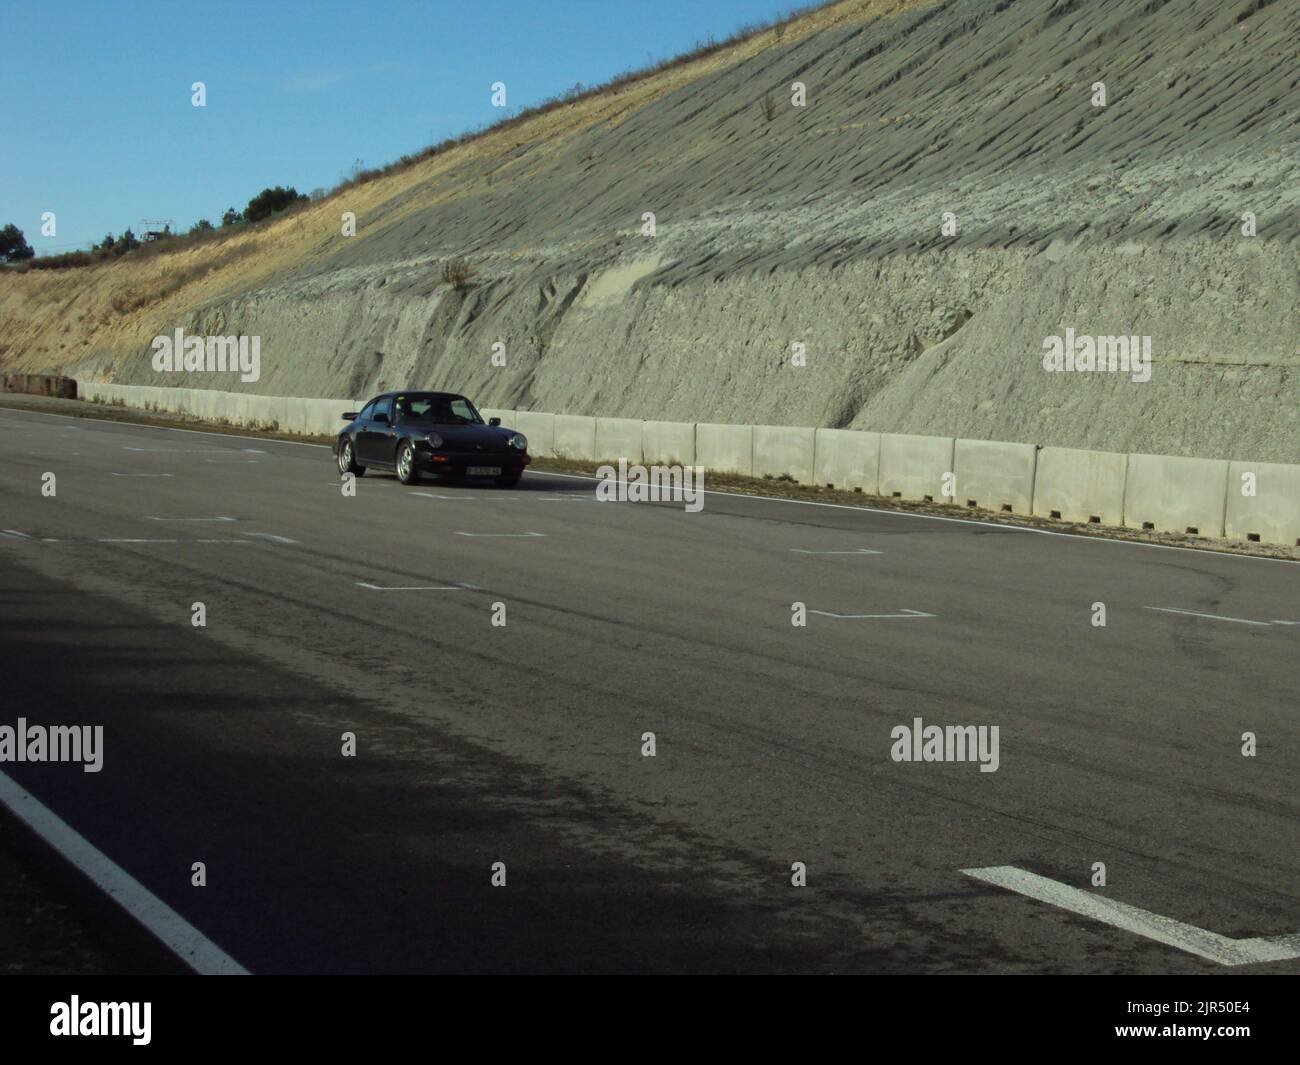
189, 218, 214, 234
0, 223, 35, 262
244, 185, 308, 223
221, 207, 243, 227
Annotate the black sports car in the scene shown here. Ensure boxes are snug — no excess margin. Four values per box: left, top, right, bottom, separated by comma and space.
334, 391, 531, 486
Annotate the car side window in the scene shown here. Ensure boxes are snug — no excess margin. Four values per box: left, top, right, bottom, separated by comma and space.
372, 396, 392, 422
357, 400, 375, 422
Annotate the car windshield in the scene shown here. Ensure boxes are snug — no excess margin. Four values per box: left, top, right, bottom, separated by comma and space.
395, 395, 482, 425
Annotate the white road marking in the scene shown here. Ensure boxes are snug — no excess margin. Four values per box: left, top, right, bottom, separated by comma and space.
791, 548, 883, 555
455, 531, 547, 538
94, 538, 181, 543
963, 866, 1300, 966
356, 581, 465, 591
245, 533, 299, 544
146, 516, 238, 523
111, 473, 174, 478
811, 608, 935, 619
1145, 606, 1281, 627
412, 492, 478, 501
0, 770, 249, 975
524, 470, 1300, 565
1, 529, 32, 539
9, 405, 1292, 566
124, 447, 240, 453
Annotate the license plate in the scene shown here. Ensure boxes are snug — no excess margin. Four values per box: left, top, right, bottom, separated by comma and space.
467, 466, 502, 476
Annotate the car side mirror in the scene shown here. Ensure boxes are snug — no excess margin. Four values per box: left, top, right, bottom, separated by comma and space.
342, 411, 358, 421
373, 412, 389, 425
489, 417, 501, 427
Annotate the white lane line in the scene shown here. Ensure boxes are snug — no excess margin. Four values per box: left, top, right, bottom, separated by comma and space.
124, 447, 239, 453
524, 471, 1300, 566
195, 539, 254, 544
12, 405, 1292, 566
412, 492, 478, 501
94, 538, 181, 543
1145, 606, 1277, 627
0, 770, 249, 975
455, 531, 546, 538
111, 473, 174, 478
146, 516, 238, 523
1, 529, 32, 539
356, 581, 464, 591
963, 866, 1300, 966
811, 608, 935, 619
245, 533, 299, 544
791, 548, 883, 555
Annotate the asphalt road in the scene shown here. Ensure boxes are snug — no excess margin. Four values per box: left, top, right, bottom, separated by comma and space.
0, 405, 1295, 974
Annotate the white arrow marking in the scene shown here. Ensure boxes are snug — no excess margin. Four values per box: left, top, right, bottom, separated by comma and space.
791, 548, 883, 555
356, 581, 465, 591
811, 608, 935, 619
963, 866, 1300, 966
455, 531, 546, 538
1145, 606, 1288, 627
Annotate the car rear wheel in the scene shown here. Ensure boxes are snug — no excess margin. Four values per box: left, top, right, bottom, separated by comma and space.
396, 441, 420, 485
338, 438, 365, 476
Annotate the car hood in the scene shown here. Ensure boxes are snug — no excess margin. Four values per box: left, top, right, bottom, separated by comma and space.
426, 424, 516, 450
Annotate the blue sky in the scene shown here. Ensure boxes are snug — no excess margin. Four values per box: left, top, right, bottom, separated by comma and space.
1, 0, 808, 255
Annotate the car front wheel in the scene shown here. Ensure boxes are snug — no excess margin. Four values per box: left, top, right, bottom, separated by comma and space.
396, 441, 420, 485
338, 438, 365, 476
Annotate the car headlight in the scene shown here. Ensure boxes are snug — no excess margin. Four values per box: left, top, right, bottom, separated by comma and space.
425, 432, 443, 448
508, 433, 527, 451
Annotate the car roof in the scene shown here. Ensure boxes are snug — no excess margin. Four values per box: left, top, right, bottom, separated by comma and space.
373, 391, 468, 402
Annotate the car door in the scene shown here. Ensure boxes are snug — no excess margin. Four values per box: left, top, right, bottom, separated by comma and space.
358, 395, 394, 463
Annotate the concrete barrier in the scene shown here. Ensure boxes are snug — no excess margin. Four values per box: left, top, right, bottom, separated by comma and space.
554, 414, 597, 460
753, 425, 816, 483
1123, 453, 1230, 536
879, 433, 955, 501
953, 439, 1038, 514
1, 373, 76, 398
513, 411, 555, 457
1032, 447, 1127, 525
1225, 461, 1300, 546
642, 421, 696, 465
595, 417, 643, 463
696, 423, 753, 476
813, 428, 881, 494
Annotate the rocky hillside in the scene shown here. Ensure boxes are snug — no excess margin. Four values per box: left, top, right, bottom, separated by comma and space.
2, 0, 1296, 460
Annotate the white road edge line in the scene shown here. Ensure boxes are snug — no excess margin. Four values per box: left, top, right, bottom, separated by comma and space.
790, 548, 883, 555
355, 581, 464, 591
963, 865, 1300, 966
454, 531, 546, 538
7, 407, 1292, 566
146, 516, 238, 523
1145, 606, 1274, 626
811, 608, 935, 619
0, 770, 249, 975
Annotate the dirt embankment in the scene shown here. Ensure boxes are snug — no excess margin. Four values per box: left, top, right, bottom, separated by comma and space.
2, 0, 1296, 461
